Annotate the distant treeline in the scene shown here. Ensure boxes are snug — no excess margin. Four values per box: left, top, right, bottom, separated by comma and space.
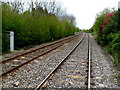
2, 1, 80, 53
91, 8, 120, 65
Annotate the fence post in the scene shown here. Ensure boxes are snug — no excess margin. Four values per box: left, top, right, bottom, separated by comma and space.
10, 31, 14, 51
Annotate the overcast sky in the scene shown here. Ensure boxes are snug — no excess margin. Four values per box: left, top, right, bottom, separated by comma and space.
59, 0, 119, 29
3, 0, 120, 29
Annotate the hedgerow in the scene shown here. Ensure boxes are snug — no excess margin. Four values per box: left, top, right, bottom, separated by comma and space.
91, 8, 120, 65
2, 2, 78, 53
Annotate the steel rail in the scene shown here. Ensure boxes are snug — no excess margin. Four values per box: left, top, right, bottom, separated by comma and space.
1, 39, 70, 77
1, 33, 81, 64
35, 34, 85, 90
88, 33, 91, 89
1, 33, 82, 77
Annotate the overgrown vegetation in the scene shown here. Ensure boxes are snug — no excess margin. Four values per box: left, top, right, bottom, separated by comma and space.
91, 8, 120, 65
82, 29, 91, 33
1, 1, 80, 53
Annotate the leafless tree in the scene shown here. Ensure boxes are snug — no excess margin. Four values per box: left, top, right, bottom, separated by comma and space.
27, 0, 63, 16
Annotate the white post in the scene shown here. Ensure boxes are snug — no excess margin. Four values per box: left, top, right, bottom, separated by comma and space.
10, 31, 14, 51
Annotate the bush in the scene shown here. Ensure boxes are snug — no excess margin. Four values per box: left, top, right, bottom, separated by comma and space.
92, 8, 120, 64
2, 2, 77, 53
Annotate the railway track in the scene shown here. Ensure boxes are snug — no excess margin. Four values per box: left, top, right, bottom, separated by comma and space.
2, 33, 119, 88
35, 33, 92, 89
1, 33, 83, 77
1, 34, 80, 64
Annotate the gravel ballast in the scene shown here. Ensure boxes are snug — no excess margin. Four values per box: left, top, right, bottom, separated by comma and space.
45, 34, 88, 88
1, 33, 120, 89
90, 34, 119, 88
2, 34, 84, 88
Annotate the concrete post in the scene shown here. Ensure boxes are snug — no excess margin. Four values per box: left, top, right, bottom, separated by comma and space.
10, 31, 14, 51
